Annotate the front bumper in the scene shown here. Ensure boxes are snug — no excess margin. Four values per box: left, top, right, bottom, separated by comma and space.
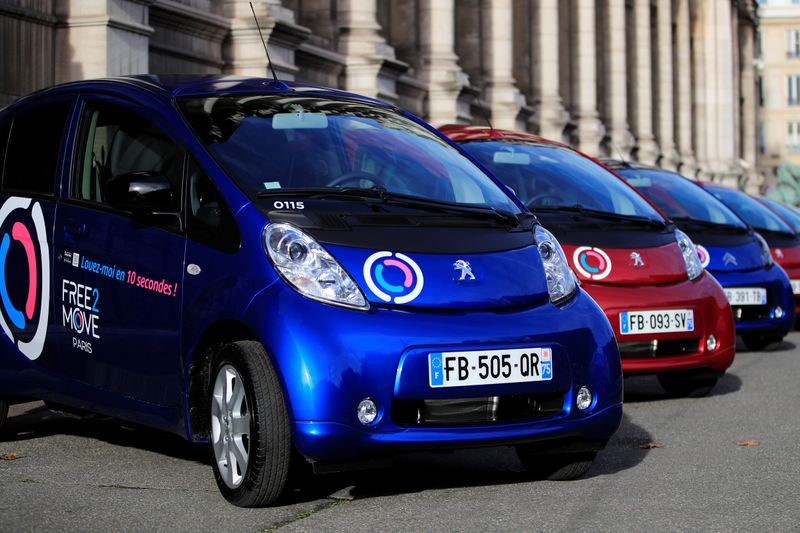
583, 272, 736, 375
777, 263, 800, 316
243, 286, 623, 462
709, 265, 795, 335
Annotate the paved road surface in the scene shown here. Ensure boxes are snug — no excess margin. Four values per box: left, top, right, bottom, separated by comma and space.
1, 334, 798, 532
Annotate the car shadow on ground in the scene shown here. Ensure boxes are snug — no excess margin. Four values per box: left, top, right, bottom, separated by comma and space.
1, 403, 653, 507
621, 372, 743, 404
736, 337, 795, 353
0, 402, 207, 463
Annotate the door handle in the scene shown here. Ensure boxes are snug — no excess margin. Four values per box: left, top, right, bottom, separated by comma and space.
64, 222, 86, 237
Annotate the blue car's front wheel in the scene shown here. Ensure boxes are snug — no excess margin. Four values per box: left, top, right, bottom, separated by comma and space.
208, 341, 291, 507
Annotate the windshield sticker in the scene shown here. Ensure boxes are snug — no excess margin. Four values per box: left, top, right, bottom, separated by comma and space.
63, 251, 178, 298
363, 251, 424, 304
695, 245, 710, 268
573, 246, 612, 280
0, 197, 50, 360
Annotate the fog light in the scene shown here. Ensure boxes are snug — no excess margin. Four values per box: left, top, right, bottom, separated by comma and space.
706, 334, 718, 351
774, 306, 785, 319
357, 398, 378, 425
576, 386, 593, 411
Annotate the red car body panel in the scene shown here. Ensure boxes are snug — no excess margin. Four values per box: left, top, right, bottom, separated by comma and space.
442, 124, 736, 376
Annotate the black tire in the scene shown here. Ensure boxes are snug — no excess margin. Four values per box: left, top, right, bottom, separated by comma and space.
742, 333, 783, 352
657, 372, 719, 398
208, 341, 291, 507
515, 447, 596, 481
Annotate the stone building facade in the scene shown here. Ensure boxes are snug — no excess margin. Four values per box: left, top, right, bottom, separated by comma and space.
0, 0, 760, 191
757, 0, 800, 184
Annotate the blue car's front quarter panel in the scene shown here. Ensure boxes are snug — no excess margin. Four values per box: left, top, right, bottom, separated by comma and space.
242, 282, 622, 461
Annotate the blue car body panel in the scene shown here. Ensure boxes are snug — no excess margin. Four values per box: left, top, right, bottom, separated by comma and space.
0, 76, 622, 461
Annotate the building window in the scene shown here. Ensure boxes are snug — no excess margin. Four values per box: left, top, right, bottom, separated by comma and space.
788, 30, 800, 58
787, 75, 800, 105
787, 122, 800, 153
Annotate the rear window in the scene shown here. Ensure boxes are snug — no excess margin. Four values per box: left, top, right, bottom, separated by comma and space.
2, 101, 71, 196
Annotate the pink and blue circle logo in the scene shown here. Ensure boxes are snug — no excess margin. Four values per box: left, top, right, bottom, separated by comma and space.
0, 197, 50, 360
695, 245, 710, 268
572, 246, 612, 280
363, 251, 424, 304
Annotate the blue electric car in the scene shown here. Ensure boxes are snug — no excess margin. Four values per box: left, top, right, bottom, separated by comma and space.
0, 76, 622, 506
605, 161, 794, 351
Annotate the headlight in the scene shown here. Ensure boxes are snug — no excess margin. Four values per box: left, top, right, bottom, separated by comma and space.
754, 232, 774, 267
675, 229, 703, 280
264, 223, 368, 310
535, 225, 577, 304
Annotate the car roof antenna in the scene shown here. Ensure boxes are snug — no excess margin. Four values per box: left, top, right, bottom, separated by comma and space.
250, 2, 280, 83
611, 141, 627, 166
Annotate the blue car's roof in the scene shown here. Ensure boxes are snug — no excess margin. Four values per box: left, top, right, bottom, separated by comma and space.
8, 75, 394, 110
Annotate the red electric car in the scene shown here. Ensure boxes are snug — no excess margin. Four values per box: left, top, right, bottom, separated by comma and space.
441, 126, 735, 396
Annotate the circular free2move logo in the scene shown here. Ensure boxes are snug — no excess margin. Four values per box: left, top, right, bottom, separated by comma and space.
0, 197, 50, 360
363, 251, 424, 304
572, 246, 613, 280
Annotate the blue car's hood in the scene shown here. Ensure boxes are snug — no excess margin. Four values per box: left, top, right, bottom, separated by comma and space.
698, 240, 765, 273
326, 243, 550, 309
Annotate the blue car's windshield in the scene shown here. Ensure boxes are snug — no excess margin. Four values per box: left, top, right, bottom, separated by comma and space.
758, 196, 800, 233
178, 95, 519, 213
707, 186, 794, 234
616, 168, 746, 228
459, 140, 663, 220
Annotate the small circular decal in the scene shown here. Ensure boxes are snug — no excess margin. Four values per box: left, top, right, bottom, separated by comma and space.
363, 251, 424, 304
573, 246, 612, 280
0, 197, 50, 360
695, 245, 710, 268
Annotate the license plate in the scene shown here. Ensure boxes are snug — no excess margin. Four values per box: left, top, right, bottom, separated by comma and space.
792, 280, 800, 295
429, 348, 552, 388
619, 309, 694, 335
724, 287, 767, 306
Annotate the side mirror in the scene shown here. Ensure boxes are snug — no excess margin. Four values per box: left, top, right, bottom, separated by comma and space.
105, 172, 176, 213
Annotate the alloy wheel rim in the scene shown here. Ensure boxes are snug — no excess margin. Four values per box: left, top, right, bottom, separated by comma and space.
211, 364, 251, 489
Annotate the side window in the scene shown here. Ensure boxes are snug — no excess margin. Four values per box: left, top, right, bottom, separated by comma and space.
186, 158, 239, 252
3, 101, 71, 195
0, 121, 9, 184
76, 102, 182, 211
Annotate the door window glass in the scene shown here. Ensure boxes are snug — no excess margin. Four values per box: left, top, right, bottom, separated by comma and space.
3, 101, 71, 195
76, 102, 182, 211
186, 158, 239, 252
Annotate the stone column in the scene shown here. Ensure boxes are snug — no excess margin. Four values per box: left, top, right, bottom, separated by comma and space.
714, 0, 738, 188
740, 19, 760, 194
674, 0, 697, 177
600, 0, 631, 158
418, 0, 472, 125
570, 0, 603, 155
335, 0, 408, 103
629, 0, 659, 164
480, 0, 524, 130
54, 0, 154, 83
223, 0, 309, 80
692, 1, 710, 179
522, 0, 568, 139
654, 0, 678, 170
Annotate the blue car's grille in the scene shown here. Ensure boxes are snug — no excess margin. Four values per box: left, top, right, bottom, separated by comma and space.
392, 393, 564, 427
732, 305, 770, 323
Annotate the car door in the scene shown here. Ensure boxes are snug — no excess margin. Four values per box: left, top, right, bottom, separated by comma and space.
52, 97, 186, 406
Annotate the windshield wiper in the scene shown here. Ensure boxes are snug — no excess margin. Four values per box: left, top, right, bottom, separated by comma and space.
258, 187, 525, 227
531, 204, 666, 228
670, 216, 748, 232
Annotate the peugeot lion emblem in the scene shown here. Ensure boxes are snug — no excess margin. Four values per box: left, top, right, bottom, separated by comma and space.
630, 252, 645, 267
776, 248, 784, 259
723, 252, 738, 266
453, 259, 476, 281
